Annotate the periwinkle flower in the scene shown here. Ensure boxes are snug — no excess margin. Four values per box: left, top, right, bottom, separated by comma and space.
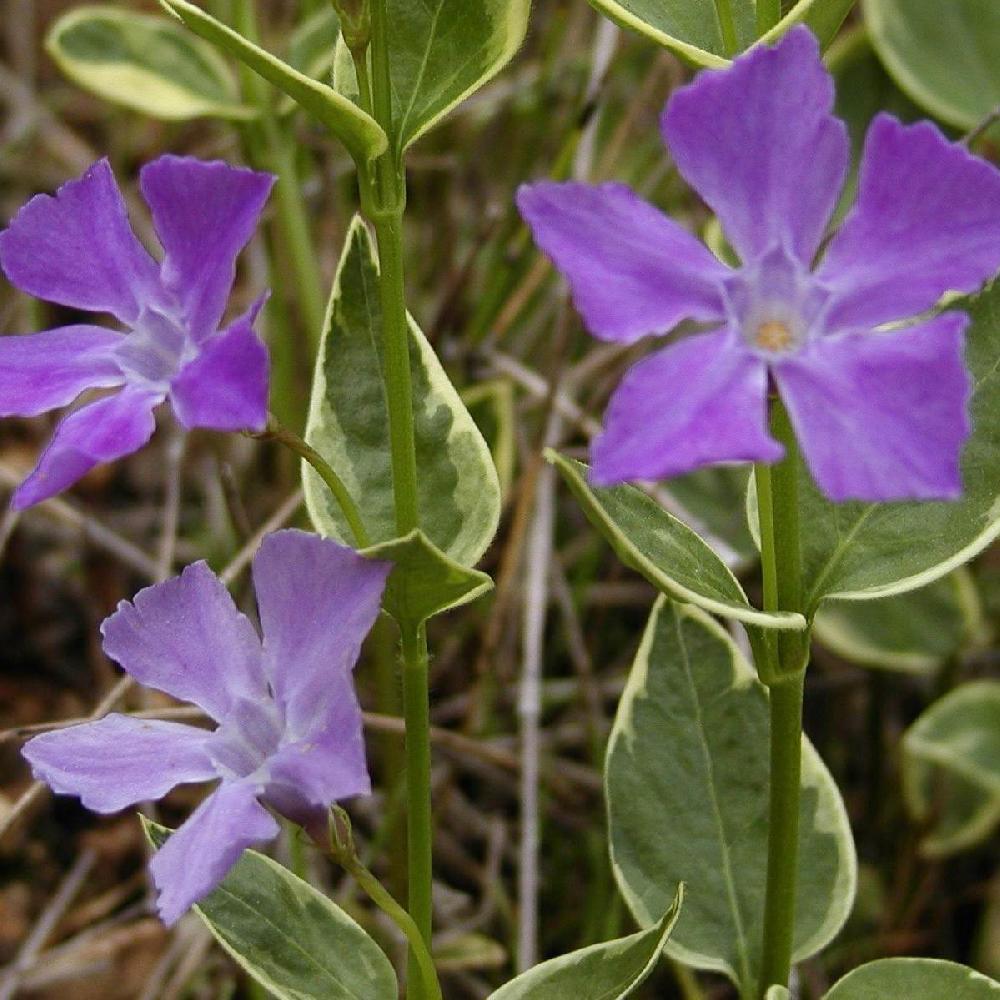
0, 155, 275, 510
23, 530, 390, 925
518, 27, 1000, 502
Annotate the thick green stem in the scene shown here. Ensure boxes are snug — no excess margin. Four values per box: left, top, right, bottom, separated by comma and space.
755, 397, 808, 997
365, 6, 433, 991
371, 210, 420, 533
755, 0, 782, 37
252, 415, 370, 548
714, 0, 739, 56
401, 622, 434, 977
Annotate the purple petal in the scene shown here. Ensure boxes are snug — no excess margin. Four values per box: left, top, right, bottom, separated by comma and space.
22, 714, 217, 813
0, 159, 162, 325
663, 27, 848, 265
816, 115, 1000, 331
591, 329, 781, 486
264, 704, 371, 826
12, 386, 163, 510
252, 530, 390, 738
100, 561, 266, 722
149, 780, 279, 926
774, 313, 971, 501
0, 326, 124, 417
516, 181, 728, 343
170, 309, 269, 432
140, 156, 275, 341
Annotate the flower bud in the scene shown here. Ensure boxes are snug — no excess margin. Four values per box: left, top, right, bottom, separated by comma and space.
332, 0, 370, 52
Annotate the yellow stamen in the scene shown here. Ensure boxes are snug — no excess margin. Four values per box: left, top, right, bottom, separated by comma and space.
755, 320, 794, 352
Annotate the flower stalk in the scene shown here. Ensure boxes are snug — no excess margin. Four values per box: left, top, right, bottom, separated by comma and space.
714, 0, 738, 56
755, 397, 808, 997
328, 807, 442, 1000
249, 415, 370, 548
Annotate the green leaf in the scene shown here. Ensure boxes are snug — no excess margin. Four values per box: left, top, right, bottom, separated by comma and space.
582, 0, 855, 68
862, 0, 1000, 131
45, 6, 252, 121
462, 379, 516, 500
277, 7, 339, 115
383, 0, 531, 150
787, 282, 1000, 614
547, 451, 805, 631
813, 569, 984, 674
365, 530, 493, 626
902, 680, 1000, 857
824, 958, 1000, 999
143, 819, 398, 1000
304, 218, 500, 620
666, 466, 757, 567
158, 0, 387, 163
765, 989, 791, 1000
606, 598, 856, 997
489, 888, 683, 999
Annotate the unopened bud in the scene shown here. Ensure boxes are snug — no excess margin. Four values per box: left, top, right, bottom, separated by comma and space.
332, 0, 370, 53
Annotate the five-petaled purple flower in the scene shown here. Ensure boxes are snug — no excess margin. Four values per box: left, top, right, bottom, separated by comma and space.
23, 530, 390, 925
518, 27, 1000, 502
0, 155, 275, 510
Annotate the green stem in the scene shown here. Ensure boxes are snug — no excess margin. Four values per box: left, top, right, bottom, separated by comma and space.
401, 622, 434, 961
371, 209, 420, 533
755, 397, 808, 997
269, 135, 328, 345
364, 6, 434, 993
755, 0, 782, 37
232, 0, 326, 349
333, 838, 442, 1000
714, 0, 739, 55
252, 415, 370, 548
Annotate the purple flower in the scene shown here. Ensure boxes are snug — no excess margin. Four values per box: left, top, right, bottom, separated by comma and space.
22, 530, 390, 925
517, 27, 1000, 502
0, 155, 275, 510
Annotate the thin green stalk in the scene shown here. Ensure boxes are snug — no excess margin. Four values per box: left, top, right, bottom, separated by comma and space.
268, 136, 328, 345
715, 0, 739, 56
755, 0, 782, 36
232, 0, 327, 351
329, 813, 442, 1000
755, 397, 808, 997
251, 415, 370, 548
400, 622, 434, 956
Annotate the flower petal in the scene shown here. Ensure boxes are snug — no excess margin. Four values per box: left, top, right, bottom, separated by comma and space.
663, 26, 848, 266
816, 115, 1000, 331
591, 330, 780, 486
774, 313, 971, 501
0, 326, 124, 417
252, 530, 390, 738
100, 561, 267, 722
0, 159, 162, 325
12, 386, 163, 510
149, 781, 279, 926
516, 181, 728, 343
170, 308, 269, 432
264, 704, 371, 827
140, 156, 275, 341
22, 714, 217, 813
